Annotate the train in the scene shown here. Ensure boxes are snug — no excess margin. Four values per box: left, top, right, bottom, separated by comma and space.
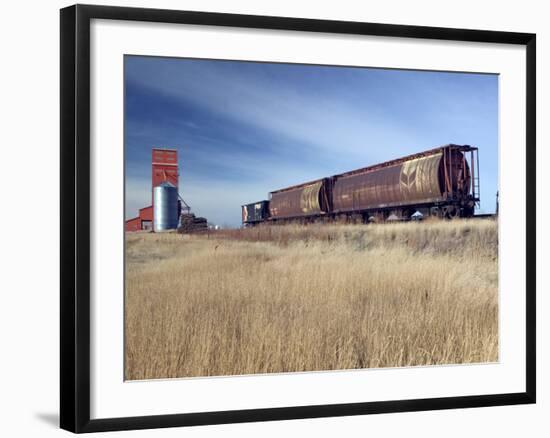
242, 144, 480, 225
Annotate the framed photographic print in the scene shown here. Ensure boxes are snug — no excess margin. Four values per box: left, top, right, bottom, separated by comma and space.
60, 4, 536, 433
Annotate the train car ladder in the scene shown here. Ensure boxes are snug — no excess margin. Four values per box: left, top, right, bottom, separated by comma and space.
472, 150, 480, 203
471, 149, 481, 203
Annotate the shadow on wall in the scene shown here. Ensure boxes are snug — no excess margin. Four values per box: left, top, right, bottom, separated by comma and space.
35, 412, 58, 429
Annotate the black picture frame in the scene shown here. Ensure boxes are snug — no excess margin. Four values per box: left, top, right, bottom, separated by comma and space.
60, 4, 536, 433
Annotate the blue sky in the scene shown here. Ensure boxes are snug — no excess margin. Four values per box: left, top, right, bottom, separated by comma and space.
125, 56, 498, 227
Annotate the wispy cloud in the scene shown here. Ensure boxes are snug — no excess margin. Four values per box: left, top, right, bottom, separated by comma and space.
125, 58, 423, 162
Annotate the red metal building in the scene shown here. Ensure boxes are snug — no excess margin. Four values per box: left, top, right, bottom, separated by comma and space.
125, 148, 179, 232
125, 217, 142, 232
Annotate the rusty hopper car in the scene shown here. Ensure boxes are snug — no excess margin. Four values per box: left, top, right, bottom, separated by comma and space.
242, 144, 480, 225
242, 200, 270, 225
269, 178, 331, 220
332, 144, 478, 219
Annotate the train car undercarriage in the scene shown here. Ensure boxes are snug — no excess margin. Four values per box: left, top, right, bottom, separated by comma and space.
263, 199, 476, 226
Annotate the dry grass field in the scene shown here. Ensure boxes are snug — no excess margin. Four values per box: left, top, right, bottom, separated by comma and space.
125, 219, 498, 380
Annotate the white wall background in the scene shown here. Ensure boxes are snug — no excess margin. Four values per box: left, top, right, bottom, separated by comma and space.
0, 0, 546, 436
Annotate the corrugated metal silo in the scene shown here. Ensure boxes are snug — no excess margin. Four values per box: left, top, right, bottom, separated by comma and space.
153, 182, 179, 231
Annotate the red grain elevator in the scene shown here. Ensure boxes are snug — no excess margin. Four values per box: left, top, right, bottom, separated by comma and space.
125, 147, 180, 232
152, 148, 179, 202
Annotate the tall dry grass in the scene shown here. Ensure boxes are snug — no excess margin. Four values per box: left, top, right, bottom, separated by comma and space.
125, 219, 498, 380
